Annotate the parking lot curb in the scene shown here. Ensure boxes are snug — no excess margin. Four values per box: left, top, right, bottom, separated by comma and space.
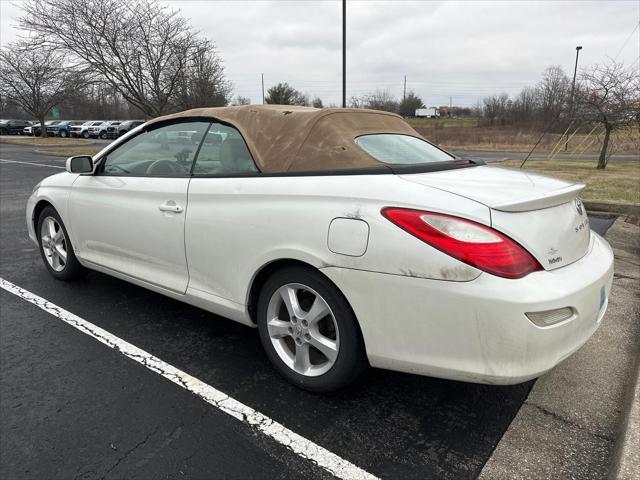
584, 201, 640, 217
610, 347, 640, 479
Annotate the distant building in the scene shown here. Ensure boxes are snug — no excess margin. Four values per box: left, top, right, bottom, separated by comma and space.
438, 106, 453, 118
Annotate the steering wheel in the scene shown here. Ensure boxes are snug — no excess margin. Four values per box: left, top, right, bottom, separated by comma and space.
146, 159, 178, 175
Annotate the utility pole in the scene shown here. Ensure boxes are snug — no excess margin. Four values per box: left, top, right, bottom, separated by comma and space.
261, 73, 265, 104
565, 45, 582, 150
449, 96, 452, 116
342, 0, 346, 108
403, 75, 406, 102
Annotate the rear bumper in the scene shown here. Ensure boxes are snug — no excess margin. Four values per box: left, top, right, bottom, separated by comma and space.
322, 232, 614, 384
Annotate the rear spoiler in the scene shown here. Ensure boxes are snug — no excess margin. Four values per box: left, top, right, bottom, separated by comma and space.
491, 183, 585, 212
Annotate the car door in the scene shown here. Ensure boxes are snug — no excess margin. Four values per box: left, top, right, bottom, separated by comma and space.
185, 122, 261, 301
68, 120, 210, 294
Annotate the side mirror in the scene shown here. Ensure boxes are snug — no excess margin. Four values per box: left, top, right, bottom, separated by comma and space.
66, 155, 93, 174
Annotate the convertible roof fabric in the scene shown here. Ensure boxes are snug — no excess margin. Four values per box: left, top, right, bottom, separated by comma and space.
146, 105, 425, 173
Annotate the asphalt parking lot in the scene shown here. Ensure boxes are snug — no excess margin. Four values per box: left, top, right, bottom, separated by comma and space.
0, 144, 634, 479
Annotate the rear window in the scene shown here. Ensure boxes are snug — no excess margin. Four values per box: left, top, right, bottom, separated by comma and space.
355, 134, 454, 164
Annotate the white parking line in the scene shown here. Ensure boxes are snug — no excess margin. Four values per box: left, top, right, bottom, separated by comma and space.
0, 277, 378, 480
0, 159, 65, 169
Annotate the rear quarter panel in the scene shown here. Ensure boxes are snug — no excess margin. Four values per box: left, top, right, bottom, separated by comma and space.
185, 173, 489, 305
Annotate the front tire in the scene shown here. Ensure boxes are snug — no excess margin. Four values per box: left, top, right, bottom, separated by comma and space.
37, 206, 87, 281
257, 266, 367, 392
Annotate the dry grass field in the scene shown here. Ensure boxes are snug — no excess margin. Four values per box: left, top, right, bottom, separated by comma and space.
35, 147, 102, 157
411, 123, 640, 155
498, 159, 640, 205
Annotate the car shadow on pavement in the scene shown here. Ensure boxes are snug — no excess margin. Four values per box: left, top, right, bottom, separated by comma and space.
32, 270, 533, 480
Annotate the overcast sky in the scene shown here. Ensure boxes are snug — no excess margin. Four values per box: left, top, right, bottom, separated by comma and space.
1, 0, 638, 107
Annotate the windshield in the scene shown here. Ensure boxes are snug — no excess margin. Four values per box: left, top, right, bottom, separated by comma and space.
355, 134, 455, 165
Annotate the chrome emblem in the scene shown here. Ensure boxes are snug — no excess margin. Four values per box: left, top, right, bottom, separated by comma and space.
575, 198, 584, 216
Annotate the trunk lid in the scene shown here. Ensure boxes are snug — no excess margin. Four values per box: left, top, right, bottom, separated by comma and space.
399, 165, 591, 270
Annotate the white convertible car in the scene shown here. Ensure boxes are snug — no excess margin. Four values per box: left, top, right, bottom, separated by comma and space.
27, 105, 614, 392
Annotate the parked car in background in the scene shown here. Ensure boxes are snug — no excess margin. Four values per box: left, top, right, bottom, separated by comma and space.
26, 105, 614, 392
47, 121, 85, 138
0, 119, 32, 135
88, 121, 121, 139
31, 120, 62, 137
117, 120, 144, 137
71, 121, 103, 139
87, 122, 105, 138
103, 121, 123, 140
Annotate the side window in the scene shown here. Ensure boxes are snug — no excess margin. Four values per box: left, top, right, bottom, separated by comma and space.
100, 121, 209, 177
192, 123, 258, 176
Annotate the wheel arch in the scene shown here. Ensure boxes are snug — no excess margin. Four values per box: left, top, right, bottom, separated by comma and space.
32, 199, 54, 232
246, 258, 365, 351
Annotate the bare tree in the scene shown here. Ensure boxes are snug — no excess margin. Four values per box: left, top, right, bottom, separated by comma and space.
175, 43, 232, 110
536, 65, 570, 125
398, 91, 424, 117
511, 86, 538, 125
482, 93, 509, 126
364, 89, 399, 113
350, 89, 399, 113
19, 0, 231, 117
348, 95, 366, 109
233, 96, 251, 106
312, 97, 324, 108
0, 41, 85, 136
575, 60, 640, 169
480, 66, 570, 128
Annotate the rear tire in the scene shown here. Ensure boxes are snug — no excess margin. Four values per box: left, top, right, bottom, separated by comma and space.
99, 132, 107, 140
60, 130, 68, 138
37, 206, 87, 281
257, 266, 367, 392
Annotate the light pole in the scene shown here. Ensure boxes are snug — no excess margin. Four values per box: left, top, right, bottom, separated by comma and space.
342, 0, 346, 108
565, 45, 582, 150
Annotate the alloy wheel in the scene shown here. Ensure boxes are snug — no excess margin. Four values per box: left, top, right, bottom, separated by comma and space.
40, 216, 67, 272
266, 283, 339, 377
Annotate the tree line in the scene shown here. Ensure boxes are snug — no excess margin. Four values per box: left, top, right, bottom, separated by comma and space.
263, 82, 476, 118
0, 0, 232, 135
479, 61, 638, 168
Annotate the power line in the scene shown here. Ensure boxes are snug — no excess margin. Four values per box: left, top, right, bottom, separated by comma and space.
614, 20, 640, 61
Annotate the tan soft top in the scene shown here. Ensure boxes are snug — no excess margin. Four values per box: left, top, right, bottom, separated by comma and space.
147, 105, 425, 173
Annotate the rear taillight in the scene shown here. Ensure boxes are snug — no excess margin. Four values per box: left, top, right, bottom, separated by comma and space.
381, 207, 542, 279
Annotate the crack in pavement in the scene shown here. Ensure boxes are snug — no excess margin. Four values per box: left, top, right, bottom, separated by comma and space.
527, 398, 615, 443
101, 425, 160, 479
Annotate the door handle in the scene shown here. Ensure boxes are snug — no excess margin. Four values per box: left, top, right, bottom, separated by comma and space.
159, 202, 183, 213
